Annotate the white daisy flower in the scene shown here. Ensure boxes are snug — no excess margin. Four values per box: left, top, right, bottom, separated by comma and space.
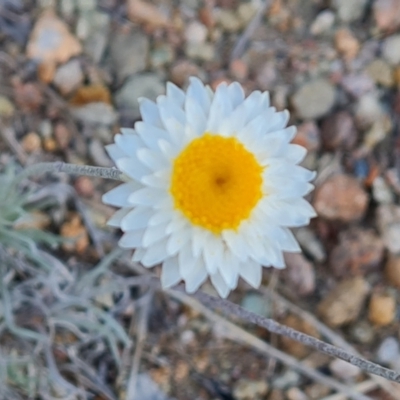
103, 77, 316, 298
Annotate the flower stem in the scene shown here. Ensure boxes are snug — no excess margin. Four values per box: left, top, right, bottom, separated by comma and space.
14, 162, 125, 186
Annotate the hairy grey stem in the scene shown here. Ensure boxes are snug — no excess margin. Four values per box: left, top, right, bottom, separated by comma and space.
191, 289, 400, 385
15, 162, 124, 186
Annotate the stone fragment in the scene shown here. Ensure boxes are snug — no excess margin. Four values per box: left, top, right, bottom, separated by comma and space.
22, 132, 42, 153
292, 79, 336, 120
310, 11, 335, 35
317, 277, 369, 327
333, 0, 368, 22
329, 229, 384, 277
233, 379, 269, 400
377, 205, 400, 253
114, 73, 165, 120
382, 35, 400, 66
368, 292, 396, 326
313, 174, 369, 222
320, 111, 357, 150
27, 10, 82, 65
329, 359, 360, 381
283, 253, 315, 296
110, 30, 149, 83
292, 121, 320, 152
373, 0, 400, 31
0, 96, 15, 118
385, 254, 400, 287
127, 0, 169, 28
365, 59, 394, 87
53, 59, 84, 96
60, 214, 89, 253
334, 28, 360, 60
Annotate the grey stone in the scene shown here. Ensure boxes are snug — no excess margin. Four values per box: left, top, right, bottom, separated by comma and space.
76, 11, 110, 63
114, 73, 165, 120
71, 103, 118, 126
382, 34, 400, 66
110, 30, 149, 83
292, 79, 336, 120
53, 59, 84, 95
241, 293, 271, 318
333, 0, 368, 22
377, 337, 400, 364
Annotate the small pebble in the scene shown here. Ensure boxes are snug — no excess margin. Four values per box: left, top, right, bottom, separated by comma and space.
310, 10, 335, 35
313, 174, 369, 222
53, 59, 84, 96
283, 253, 315, 296
373, 0, 400, 31
333, 0, 368, 22
376, 337, 400, 364
382, 34, 400, 66
351, 320, 375, 344
334, 28, 360, 60
365, 59, 394, 87
329, 228, 384, 277
317, 277, 369, 327
377, 205, 400, 253
386, 254, 400, 288
74, 176, 95, 198
22, 132, 42, 153
60, 214, 89, 254
372, 176, 395, 204
185, 21, 208, 45
292, 121, 320, 152
229, 59, 249, 81
286, 387, 308, 400
273, 371, 300, 389
0, 96, 15, 118
329, 359, 360, 380
233, 379, 269, 400
292, 79, 336, 120
320, 111, 357, 150
241, 293, 271, 318
368, 292, 396, 326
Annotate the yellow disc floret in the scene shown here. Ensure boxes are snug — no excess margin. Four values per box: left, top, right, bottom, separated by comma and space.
170, 134, 264, 234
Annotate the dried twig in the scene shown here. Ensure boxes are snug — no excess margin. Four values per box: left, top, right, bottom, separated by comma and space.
230, 0, 271, 61
260, 286, 400, 399
187, 289, 400, 385
169, 289, 372, 400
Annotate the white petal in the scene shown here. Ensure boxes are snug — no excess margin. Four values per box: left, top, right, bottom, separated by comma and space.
286, 144, 307, 163
218, 251, 239, 290
135, 122, 170, 152
149, 210, 174, 227
107, 208, 132, 228
206, 83, 233, 133
141, 239, 169, 267
227, 82, 245, 109
128, 187, 164, 206
167, 227, 191, 256
203, 236, 224, 274
210, 271, 230, 298
166, 213, 187, 235
222, 230, 248, 262
178, 242, 194, 276
142, 222, 169, 247
240, 260, 262, 288
102, 182, 141, 207
184, 257, 208, 293
157, 96, 186, 142
185, 95, 207, 137
119, 230, 144, 248
139, 98, 163, 127
137, 148, 168, 171
161, 257, 181, 288
107, 207, 131, 227
166, 82, 185, 107
132, 247, 146, 262
106, 144, 125, 163
121, 207, 153, 231
191, 227, 211, 258
116, 157, 151, 181
114, 132, 142, 157
187, 77, 211, 115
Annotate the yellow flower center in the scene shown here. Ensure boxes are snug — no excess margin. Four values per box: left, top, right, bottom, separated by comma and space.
170, 134, 264, 234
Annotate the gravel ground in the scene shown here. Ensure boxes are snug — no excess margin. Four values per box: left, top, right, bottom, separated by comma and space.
1, 0, 400, 399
